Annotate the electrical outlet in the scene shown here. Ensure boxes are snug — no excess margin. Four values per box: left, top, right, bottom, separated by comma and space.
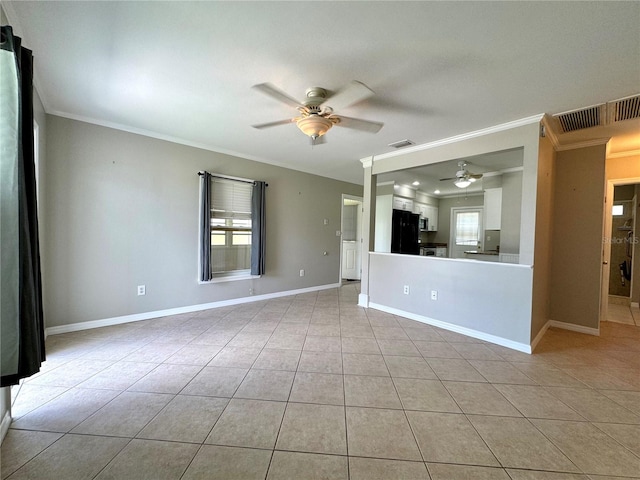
431, 290, 438, 300
403, 285, 410, 295
300, 269, 305, 277
323, 218, 329, 225
137, 285, 146, 296
336, 230, 341, 236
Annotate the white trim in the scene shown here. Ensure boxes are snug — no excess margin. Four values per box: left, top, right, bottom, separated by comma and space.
548, 320, 600, 336
540, 115, 560, 150
0, 407, 11, 443
198, 274, 261, 285
608, 149, 640, 159
358, 293, 369, 308
369, 302, 532, 354
45, 283, 340, 336
360, 156, 374, 168
530, 320, 551, 353
632, 302, 639, 308
554, 138, 610, 152
367, 114, 544, 163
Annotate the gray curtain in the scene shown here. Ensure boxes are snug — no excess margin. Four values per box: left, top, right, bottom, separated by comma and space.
1, 26, 46, 387
251, 181, 266, 275
199, 171, 212, 281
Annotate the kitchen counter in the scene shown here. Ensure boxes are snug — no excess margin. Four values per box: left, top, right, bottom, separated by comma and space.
464, 250, 499, 256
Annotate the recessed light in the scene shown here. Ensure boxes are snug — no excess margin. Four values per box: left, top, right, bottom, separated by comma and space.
412, 181, 420, 186
434, 189, 441, 194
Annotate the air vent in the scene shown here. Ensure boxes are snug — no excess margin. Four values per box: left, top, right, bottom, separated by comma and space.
388, 139, 415, 149
553, 104, 605, 133
609, 94, 640, 123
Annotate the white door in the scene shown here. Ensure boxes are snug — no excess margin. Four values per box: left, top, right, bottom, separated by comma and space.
342, 241, 360, 280
341, 195, 363, 281
449, 207, 483, 258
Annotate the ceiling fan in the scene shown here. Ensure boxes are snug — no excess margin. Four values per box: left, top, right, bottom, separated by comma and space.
440, 161, 483, 188
251, 81, 384, 145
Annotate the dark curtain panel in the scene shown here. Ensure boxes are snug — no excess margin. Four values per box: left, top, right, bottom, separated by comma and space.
199, 171, 212, 282
251, 181, 266, 276
1, 26, 46, 387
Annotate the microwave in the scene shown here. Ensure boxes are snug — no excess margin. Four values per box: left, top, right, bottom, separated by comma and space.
419, 217, 428, 231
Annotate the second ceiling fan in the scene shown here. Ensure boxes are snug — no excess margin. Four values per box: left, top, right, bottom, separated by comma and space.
440, 161, 483, 188
251, 80, 384, 144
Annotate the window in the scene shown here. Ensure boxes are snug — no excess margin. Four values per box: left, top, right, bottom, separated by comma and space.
209, 178, 253, 275
455, 211, 481, 245
199, 172, 266, 282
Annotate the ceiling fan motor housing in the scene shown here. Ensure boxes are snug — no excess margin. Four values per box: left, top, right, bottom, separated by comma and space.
304, 87, 328, 107
297, 115, 333, 139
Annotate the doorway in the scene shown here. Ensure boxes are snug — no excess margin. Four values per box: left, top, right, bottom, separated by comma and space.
449, 207, 484, 258
602, 180, 640, 325
340, 195, 363, 282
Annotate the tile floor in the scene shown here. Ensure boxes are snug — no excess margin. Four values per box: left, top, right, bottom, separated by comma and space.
607, 302, 640, 326
2, 283, 640, 479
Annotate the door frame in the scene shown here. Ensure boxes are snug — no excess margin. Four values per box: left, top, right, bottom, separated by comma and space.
339, 194, 363, 284
601, 177, 640, 324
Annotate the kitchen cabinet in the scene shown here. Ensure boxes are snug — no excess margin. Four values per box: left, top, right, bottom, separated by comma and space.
413, 202, 438, 231
424, 205, 438, 231
484, 188, 502, 230
393, 196, 414, 212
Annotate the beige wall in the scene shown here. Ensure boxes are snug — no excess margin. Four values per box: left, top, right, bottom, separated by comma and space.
530, 135, 555, 342
44, 116, 362, 327
549, 144, 607, 329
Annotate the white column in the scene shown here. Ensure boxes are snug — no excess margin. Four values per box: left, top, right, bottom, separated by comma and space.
358, 156, 376, 307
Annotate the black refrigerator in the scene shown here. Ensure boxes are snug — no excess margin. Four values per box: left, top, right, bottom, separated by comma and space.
391, 209, 420, 255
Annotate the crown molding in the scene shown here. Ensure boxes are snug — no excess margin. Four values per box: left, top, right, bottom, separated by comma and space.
540, 114, 560, 149
360, 156, 374, 168
608, 149, 640, 159
555, 137, 610, 152
369, 114, 545, 163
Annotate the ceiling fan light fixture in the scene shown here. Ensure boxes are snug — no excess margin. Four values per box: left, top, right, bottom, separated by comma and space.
454, 178, 471, 188
296, 115, 333, 139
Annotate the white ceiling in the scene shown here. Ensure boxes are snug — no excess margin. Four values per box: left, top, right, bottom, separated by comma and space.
5, 1, 640, 185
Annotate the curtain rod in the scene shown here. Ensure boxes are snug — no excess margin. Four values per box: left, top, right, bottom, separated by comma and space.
198, 171, 268, 187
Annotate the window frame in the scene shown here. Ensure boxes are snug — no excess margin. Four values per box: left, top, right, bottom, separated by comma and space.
199, 173, 262, 284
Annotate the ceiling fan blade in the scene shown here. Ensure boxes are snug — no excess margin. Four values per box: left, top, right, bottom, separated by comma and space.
252, 83, 303, 109
334, 115, 383, 133
251, 118, 297, 129
470, 173, 483, 179
321, 81, 375, 111
439, 177, 457, 181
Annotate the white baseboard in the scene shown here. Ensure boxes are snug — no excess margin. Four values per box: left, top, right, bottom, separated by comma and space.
530, 321, 551, 353
358, 293, 369, 308
548, 319, 600, 336
369, 302, 532, 354
45, 283, 341, 336
1, 409, 11, 444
